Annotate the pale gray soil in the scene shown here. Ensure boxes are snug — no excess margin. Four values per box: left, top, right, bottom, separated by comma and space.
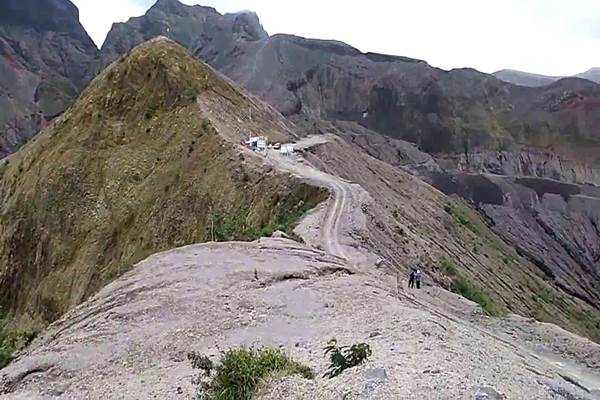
2, 136, 599, 399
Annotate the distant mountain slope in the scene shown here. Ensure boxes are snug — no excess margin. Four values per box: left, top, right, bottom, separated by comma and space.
0, 0, 98, 158
577, 67, 600, 83
494, 68, 600, 86
493, 69, 560, 87
0, 38, 325, 325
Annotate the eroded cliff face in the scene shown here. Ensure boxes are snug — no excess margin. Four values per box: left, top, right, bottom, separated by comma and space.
437, 147, 600, 186
0, 0, 98, 157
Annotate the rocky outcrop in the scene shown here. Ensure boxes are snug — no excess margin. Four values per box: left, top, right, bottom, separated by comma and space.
2, 239, 598, 399
0, 0, 98, 157
436, 147, 600, 186
98, 0, 267, 70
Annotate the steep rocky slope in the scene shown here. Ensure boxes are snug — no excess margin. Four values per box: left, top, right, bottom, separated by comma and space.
0, 38, 325, 328
0, 0, 98, 157
300, 138, 600, 341
425, 173, 600, 309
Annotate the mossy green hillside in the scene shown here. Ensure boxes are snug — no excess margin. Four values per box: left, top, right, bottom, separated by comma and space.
0, 39, 326, 328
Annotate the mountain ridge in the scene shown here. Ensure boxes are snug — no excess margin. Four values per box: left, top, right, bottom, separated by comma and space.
494, 67, 600, 87
0, 37, 325, 325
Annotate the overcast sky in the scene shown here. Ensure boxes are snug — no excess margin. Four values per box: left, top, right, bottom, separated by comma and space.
73, 0, 600, 76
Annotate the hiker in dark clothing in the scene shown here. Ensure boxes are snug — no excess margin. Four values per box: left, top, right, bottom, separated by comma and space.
415, 269, 422, 289
408, 269, 416, 289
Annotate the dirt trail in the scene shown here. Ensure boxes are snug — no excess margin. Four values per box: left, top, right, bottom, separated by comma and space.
263, 135, 369, 263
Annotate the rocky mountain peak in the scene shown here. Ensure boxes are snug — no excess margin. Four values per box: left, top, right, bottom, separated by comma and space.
226, 10, 269, 41
151, 0, 217, 16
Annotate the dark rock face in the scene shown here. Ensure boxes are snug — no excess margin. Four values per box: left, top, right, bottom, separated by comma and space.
0, 0, 98, 157
427, 172, 600, 309
98, 0, 267, 70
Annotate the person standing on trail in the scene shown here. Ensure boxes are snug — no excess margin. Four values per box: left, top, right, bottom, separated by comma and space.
415, 269, 422, 289
408, 269, 416, 289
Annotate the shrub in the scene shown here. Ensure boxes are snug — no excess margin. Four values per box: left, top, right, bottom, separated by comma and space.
189, 347, 313, 400
323, 339, 372, 379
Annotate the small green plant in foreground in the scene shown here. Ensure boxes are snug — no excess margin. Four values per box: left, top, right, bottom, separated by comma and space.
189, 347, 313, 400
323, 339, 372, 379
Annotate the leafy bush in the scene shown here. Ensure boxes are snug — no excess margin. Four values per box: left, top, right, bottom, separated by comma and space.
189, 347, 313, 400
323, 339, 372, 378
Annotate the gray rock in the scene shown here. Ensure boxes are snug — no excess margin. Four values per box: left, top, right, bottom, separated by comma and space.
271, 231, 290, 239
474, 386, 506, 400
365, 367, 388, 382
0, 0, 98, 157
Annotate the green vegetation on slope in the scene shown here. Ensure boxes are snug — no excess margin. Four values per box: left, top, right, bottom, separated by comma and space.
189, 347, 313, 400
440, 198, 600, 339
0, 309, 38, 368
0, 38, 327, 345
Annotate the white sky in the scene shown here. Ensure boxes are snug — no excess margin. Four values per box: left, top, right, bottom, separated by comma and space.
73, 0, 600, 75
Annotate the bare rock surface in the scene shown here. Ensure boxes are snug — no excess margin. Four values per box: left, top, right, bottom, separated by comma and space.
1, 239, 599, 399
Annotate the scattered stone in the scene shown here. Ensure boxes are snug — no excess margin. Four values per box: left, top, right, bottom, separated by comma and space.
368, 331, 382, 338
365, 368, 388, 381
423, 369, 442, 374
271, 230, 290, 239
47, 383, 70, 396
475, 386, 507, 399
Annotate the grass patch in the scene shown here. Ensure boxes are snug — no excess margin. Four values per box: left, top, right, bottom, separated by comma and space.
440, 256, 458, 276
208, 200, 322, 242
451, 276, 497, 315
0, 311, 39, 369
189, 347, 313, 400
444, 202, 479, 235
